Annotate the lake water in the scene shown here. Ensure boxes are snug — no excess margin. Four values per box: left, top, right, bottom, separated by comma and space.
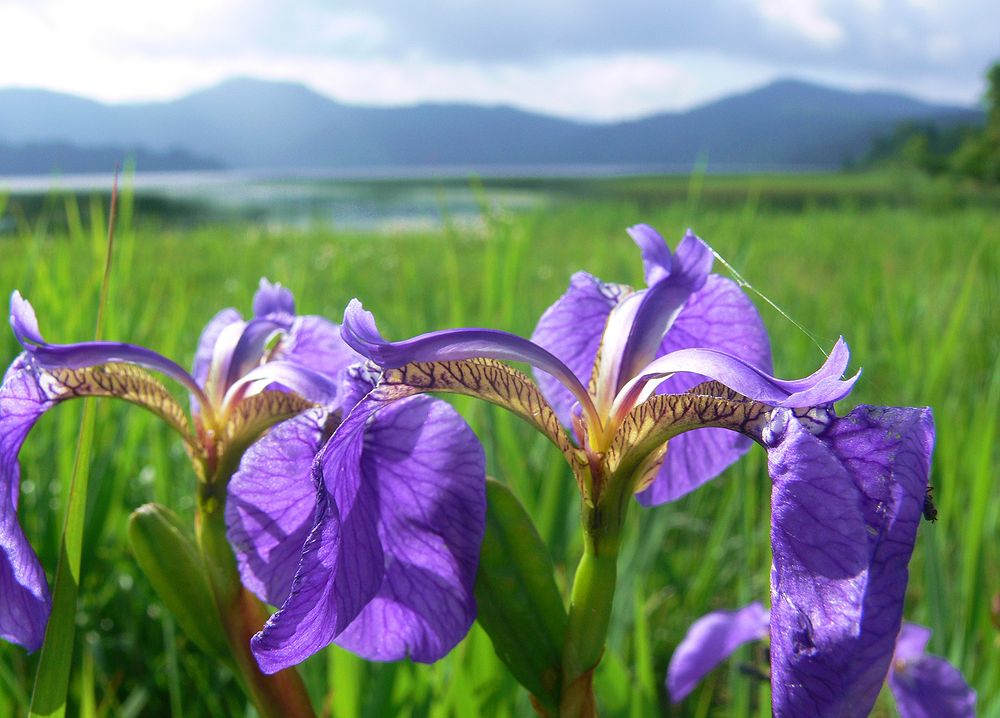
0, 168, 600, 232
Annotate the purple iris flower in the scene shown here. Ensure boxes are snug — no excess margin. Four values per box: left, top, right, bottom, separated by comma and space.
667, 604, 976, 717
1, 280, 485, 670
332, 224, 934, 715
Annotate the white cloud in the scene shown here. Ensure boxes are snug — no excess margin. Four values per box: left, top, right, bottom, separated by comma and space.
754, 0, 845, 47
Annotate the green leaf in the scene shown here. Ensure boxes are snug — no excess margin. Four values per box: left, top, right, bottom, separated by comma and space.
127, 503, 229, 660
474, 479, 567, 714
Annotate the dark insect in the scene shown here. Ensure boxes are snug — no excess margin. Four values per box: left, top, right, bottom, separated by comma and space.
923, 486, 938, 522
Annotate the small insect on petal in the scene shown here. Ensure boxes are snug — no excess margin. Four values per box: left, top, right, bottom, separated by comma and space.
923, 486, 938, 522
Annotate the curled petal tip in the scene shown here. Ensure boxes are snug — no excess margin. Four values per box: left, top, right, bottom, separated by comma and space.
9, 291, 44, 347
341, 299, 386, 362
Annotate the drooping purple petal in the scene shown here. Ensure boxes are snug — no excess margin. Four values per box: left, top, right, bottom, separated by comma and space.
529, 272, 623, 424
617, 338, 857, 417
253, 279, 296, 319
251, 396, 384, 674
251, 387, 486, 671
765, 405, 934, 717
342, 299, 597, 424
226, 409, 328, 606
638, 274, 772, 505
11, 292, 206, 402
0, 358, 55, 650
667, 602, 770, 703
334, 394, 486, 662
889, 625, 977, 718
626, 224, 672, 285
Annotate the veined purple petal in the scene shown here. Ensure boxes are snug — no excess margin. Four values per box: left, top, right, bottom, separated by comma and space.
251, 396, 384, 674
0, 358, 55, 650
11, 292, 206, 403
638, 274, 772, 505
889, 625, 976, 718
530, 272, 624, 425
616, 338, 857, 417
226, 409, 328, 606
334, 395, 485, 662
253, 278, 296, 319
626, 224, 672, 285
667, 602, 769, 703
251, 388, 485, 670
614, 230, 713, 397
342, 299, 598, 424
766, 405, 934, 717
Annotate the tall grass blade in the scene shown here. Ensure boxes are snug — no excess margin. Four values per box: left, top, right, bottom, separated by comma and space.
28, 175, 119, 718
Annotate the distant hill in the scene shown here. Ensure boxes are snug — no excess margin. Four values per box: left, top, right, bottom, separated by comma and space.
0, 140, 222, 175
0, 77, 982, 174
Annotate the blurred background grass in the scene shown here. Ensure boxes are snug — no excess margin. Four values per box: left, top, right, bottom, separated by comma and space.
0, 173, 997, 716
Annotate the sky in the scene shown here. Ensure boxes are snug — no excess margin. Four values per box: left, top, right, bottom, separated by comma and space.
1, 0, 996, 121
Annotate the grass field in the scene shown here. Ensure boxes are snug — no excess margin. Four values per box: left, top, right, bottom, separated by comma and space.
0, 173, 997, 716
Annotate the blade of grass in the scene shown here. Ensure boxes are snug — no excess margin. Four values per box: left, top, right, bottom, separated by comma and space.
29, 174, 119, 718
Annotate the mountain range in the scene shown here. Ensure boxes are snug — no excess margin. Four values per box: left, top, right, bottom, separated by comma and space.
0, 77, 982, 175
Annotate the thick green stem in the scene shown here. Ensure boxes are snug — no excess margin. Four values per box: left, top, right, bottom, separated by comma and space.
560, 498, 627, 718
196, 482, 316, 718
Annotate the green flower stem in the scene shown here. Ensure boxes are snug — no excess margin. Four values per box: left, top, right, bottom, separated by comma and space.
195, 481, 316, 718
560, 496, 627, 718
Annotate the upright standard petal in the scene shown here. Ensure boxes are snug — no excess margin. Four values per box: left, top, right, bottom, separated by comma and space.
253, 278, 296, 319
765, 405, 934, 717
192, 308, 243, 388
251, 389, 486, 671
626, 224, 672, 286
614, 230, 713, 389
638, 274, 772, 504
0, 358, 54, 650
280, 316, 360, 391
667, 602, 769, 703
529, 272, 623, 425
889, 624, 976, 718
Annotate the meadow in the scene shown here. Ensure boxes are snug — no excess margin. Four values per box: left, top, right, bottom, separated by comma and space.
0, 172, 997, 717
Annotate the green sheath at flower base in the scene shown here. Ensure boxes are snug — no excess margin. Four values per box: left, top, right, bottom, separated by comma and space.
475, 479, 567, 714
128, 503, 229, 660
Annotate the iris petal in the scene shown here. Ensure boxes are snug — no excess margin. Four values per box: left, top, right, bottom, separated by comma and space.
253, 278, 296, 319
226, 409, 328, 606
615, 230, 713, 390
0, 358, 56, 650
616, 338, 857, 417
889, 632, 977, 718
766, 405, 934, 716
251, 389, 486, 670
251, 396, 384, 674
667, 602, 769, 703
626, 223, 673, 286
333, 395, 486, 662
529, 271, 623, 425
342, 299, 598, 426
11, 292, 206, 404
638, 274, 772, 504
